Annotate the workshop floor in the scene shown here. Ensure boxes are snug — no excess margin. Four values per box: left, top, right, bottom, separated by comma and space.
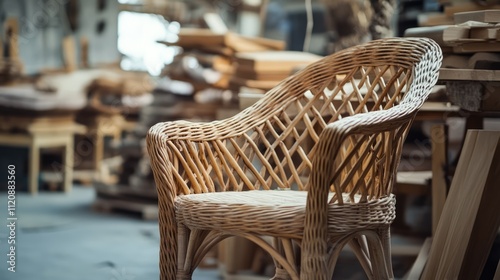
0, 186, 425, 280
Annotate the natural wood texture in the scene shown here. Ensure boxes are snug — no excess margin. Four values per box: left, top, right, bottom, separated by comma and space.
494, 260, 500, 280
454, 9, 500, 24
0, 116, 85, 194
430, 125, 448, 235
62, 36, 77, 72
453, 41, 500, 53
445, 3, 500, 19
395, 171, 432, 195
147, 38, 442, 279
235, 51, 322, 72
468, 52, 500, 69
439, 68, 500, 81
80, 36, 89, 68
404, 26, 448, 46
92, 197, 158, 220
421, 130, 500, 280
172, 28, 285, 53
4, 18, 19, 60
404, 237, 432, 280
76, 113, 125, 172
470, 27, 500, 40
443, 26, 471, 44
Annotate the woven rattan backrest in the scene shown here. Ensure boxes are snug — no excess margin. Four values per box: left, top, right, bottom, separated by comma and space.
149, 38, 441, 203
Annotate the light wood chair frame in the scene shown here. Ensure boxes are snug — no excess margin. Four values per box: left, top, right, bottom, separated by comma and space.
147, 38, 442, 280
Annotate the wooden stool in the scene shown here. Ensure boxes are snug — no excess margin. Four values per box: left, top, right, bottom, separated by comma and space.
0, 115, 85, 195
76, 113, 125, 172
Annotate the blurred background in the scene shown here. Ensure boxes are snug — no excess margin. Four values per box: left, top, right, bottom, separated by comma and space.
1, 0, 500, 279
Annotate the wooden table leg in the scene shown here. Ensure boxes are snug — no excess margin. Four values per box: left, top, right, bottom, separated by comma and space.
430, 124, 448, 235
29, 138, 40, 195
459, 137, 500, 279
93, 129, 104, 172
63, 135, 74, 192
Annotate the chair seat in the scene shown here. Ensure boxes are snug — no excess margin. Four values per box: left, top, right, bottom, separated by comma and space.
175, 190, 395, 239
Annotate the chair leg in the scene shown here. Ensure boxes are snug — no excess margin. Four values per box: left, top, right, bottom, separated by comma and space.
366, 230, 392, 280
177, 224, 192, 279
159, 205, 179, 280
378, 227, 394, 279
271, 267, 292, 280
271, 238, 293, 280
349, 237, 373, 278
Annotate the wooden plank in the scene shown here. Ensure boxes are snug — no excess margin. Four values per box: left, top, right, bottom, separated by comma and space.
421, 130, 500, 280
493, 260, 500, 280
454, 9, 500, 24
470, 27, 500, 40
458, 137, 500, 279
80, 36, 89, 68
467, 52, 500, 69
225, 33, 285, 52
445, 3, 500, 18
176, 28, 225, 48
404, 237, 432, 280
439, 68, 500, 81
4, 18, 19, 60
235, 51, 322, 72
404, 25, 448, 46
430, 124, 448, 235
92, 197, 158, 220
443, 26, 470, 44
62, 36, 77, 71
452, 41, 500, 53
418, 13, 454, 27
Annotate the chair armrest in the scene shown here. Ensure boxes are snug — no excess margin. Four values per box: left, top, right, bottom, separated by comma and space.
301, 105, 417, 278
310, 104, 416, 201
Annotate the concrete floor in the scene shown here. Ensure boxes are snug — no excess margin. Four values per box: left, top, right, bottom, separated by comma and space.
0, 186, 427, 280
0, 186, 219, 280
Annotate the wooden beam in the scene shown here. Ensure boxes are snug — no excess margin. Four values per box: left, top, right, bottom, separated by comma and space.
421, 130, 500, 280
431, 124, 448, 235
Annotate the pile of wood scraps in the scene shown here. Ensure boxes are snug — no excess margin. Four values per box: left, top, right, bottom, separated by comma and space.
442, 10, 500, 54
418, 1, 500, 27
159, 28, 286, 96
231, 51, 322, 91
92, 82, 227, 219
437, 10, 500, 112
78, 70, 155, 115
0, 18, 23, 85
93, 182, 158, 220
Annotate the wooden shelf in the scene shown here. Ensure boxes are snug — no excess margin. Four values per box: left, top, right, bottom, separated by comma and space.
439, 68, 500, 82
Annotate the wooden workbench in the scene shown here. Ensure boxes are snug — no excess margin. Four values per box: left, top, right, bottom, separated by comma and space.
0, 114, 85, 194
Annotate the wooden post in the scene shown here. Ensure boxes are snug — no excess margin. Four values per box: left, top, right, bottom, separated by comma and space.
422, 130, 500, 280
430, 124, 448, 235
4, 18, 19, 60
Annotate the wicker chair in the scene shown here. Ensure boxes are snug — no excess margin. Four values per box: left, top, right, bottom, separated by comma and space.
147, 38, 442, 280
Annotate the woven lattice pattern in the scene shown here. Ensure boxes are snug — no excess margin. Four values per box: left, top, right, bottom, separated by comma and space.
147, 38, 442, 280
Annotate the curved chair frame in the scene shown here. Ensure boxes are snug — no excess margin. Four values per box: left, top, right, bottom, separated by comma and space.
147, 38, 442, 280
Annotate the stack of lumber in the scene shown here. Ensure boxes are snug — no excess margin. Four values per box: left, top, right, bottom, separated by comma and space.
405, 10, 500, 69
231, 51, 323, 91
406, 10, 500, 54
443, 10, 500, 54
0, 18, 23, 85
92, 79, 228, 220
159, 28, 286, 92
419, 1, 500, 27
406, 9, 500, 112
